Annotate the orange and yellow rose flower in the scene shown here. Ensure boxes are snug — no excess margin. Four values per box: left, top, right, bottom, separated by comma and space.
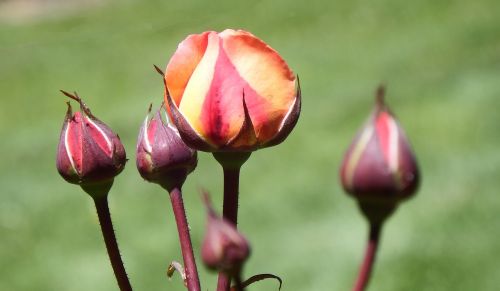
162, 29, 300, 152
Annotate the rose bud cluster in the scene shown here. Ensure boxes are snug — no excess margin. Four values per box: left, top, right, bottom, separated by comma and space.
201, 193, 250, 275
56, 91, 126, 196
136, 105, 197, 191
340, 86, 420, 224
161, 29, 301, 153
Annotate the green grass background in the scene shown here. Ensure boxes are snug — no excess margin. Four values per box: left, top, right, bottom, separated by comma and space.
1, 0, 500, 290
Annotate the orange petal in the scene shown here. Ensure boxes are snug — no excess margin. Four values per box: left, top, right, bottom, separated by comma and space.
165, 31, 211, 106
220, 29, 296, 143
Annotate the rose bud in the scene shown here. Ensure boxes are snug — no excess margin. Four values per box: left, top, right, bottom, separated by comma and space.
56, 91, 126, 196
339, 86, 420, 224
201, 193, 250, 274
136, 105, 197, 191
160, 29, 301, 152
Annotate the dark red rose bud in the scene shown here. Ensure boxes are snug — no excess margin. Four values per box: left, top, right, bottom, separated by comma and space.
56, 91, 127, 196
201, 193, 250, 275
136, 105, 197, 191
340, 86, 420, 223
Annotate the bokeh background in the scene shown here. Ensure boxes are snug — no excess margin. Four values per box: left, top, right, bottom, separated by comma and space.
1, 0, 499, 290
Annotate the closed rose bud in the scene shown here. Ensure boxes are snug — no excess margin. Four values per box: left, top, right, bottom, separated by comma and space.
201, 193, 250, 274
340, 86, 420, 223
136, 105, 197, 191
56, 91, 126, 194
161, 29, 301, 152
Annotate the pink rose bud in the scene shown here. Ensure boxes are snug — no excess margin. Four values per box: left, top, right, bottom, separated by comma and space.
339, 86, 420, 223
201, 193, 250, 274
56, 91, 126, 194
161, 29, 301, 152
136, 105, 197, 191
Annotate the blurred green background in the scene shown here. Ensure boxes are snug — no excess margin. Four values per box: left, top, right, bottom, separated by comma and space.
1, 0, 499, 290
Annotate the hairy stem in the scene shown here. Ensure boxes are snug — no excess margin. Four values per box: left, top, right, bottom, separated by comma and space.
93, 196, 133, 291
169, 187, 201, 291
353, 224, 382, 291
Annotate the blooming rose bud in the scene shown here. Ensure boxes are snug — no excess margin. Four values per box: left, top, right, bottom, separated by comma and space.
340, 86, 420, 223
201, 193, 250, 274
56, 91, 126, 195
136, 105, 197, 191
161, 29, 301, 152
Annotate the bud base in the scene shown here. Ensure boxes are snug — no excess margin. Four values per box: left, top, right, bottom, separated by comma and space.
213, 152, 251, 170
358, 200, 396, 225
81, 179, 114, 199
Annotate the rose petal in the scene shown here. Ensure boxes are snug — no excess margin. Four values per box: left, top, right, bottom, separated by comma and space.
176, 32, 224, 144
65, 112, 83, 174
220, 29, 296, 143
180, 32, 251, 146
263, 82, 301, 148
197, 36, 251, 146
165, 31, 211, 107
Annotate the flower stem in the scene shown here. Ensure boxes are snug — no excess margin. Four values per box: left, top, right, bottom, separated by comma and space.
216, 166, 241, 291
93, 196, 133, 291
169, 187, 201, 291
233, 271, 245, 291
353, 223, 383, 291
221, 167, 241, 225
213, 151, 251, 291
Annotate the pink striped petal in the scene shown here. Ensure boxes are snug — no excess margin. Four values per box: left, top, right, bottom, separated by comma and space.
197, 36, 251, 146
375, 111, 399, 172
65, 112, 83, 174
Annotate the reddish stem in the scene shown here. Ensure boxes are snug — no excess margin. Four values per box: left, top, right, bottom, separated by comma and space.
93, 196, 133, 291
216, 167, 241, 291
221, 168, 241, 225
169, 187, 201, 291
353, 224, 382, 291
